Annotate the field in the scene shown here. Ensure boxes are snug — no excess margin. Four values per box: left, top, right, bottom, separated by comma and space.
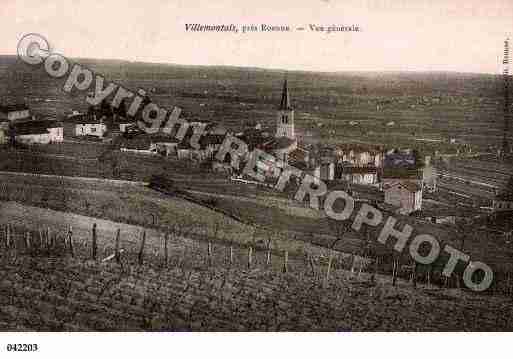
1, 212, 513, 331
1, 55, 511, 153
2, 170, 513, 292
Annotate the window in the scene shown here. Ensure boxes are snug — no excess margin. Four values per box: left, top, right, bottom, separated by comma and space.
282, 115, 287, 124
91, 127, 96, 133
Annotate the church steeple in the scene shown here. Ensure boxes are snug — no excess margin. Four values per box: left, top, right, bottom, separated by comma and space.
279, 79, 292, 111
276, 78, 295, 139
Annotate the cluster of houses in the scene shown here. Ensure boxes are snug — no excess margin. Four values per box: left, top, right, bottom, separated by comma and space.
0, 80, 439, 216
0, 100, 137, 146
0, 104, 63, 145
4, 81, 510, 221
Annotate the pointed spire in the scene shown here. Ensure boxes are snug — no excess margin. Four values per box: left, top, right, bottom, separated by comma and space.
279, 78, 291, 110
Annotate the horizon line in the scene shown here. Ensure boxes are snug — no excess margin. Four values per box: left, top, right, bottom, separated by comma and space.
0, 53, 503, 77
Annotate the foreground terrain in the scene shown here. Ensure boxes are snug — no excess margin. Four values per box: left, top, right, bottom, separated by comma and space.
0, 201, 512, 331
0, 237, 511, 331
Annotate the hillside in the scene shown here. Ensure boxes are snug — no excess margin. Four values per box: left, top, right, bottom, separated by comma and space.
0, 55, 510, 152
0, 216, 512, 331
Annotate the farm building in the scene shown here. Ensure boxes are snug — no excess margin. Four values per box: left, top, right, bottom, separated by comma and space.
119, 122, 136, 133
64, 112, 107, 138
119, 134, 179, 156
312, 161, 335, 181
337, 165, 378, 185
333, 144, 385, 168
384, 180, 423, 215
11, 120, 63, 145
0, 103, 31, 122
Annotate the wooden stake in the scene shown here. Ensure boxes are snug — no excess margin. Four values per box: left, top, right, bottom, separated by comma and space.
283, 250, 289, 273
38, 228, 44, 250
229, 245, 234, 266
325, 253, 333, 282
92, 223, 97, 260
247, 246, 253, 269
138, 230, 146, 265
266, 235, 272, 267
164, 233, 169, 267
47, 227, 52, 249
412, 262, 417, 289
68, 226, 74, 257
308, 254, 316, 276
114, 228, 121, 264
392, 259, 398, 286
207, 241, 212, 266
25, 231, 31, 250
6, 224, 11, 248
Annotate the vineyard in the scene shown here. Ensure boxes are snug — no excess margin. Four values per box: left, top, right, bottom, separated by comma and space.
0, 221, 512, 331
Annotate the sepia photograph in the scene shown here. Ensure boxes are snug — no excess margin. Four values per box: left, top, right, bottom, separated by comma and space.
0, 0, 512, 356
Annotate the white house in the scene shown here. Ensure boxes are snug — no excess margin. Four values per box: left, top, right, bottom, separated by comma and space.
119, 122, 136, 133
65, 112, 107, 138
384, 180, 423, 215
339, 166, 378, 185
75, 122, 106, 138
333, 144, 384, 168
12, 120, 64, 145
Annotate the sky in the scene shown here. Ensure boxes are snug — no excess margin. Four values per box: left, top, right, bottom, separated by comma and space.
1, 0, 512, 74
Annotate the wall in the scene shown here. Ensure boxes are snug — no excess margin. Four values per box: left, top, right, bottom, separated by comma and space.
75, 123, 106, 137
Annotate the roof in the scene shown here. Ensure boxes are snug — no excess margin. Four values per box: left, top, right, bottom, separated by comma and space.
264, 136, 296, 151
289, 159, 311, 171
288, 147, 309, 163
384, 180, 421, 193
0, 104, 29, 113
199, 134, 226, 148
237, 129, 270, 150
384, 152, 416, 167
341, 166, 378, 174
66, 113, 102, 124
12, 120, 61, 136
119, 133, 178, 150
278, 79, 292, 111
333, 143, 385, 155
382, 167, 421, 179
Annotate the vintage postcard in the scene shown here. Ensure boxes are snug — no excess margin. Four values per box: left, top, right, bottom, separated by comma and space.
0, 0, 512, 356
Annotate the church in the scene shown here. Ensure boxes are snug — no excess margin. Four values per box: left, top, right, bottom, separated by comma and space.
234, 78, 318, 180
263, 79, 299, 163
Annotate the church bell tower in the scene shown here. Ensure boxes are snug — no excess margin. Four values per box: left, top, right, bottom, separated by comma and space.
276, 79, 295, 139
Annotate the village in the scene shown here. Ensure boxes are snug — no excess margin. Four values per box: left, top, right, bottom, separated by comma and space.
0, 78, 511, 228
1, 56, 513, 333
